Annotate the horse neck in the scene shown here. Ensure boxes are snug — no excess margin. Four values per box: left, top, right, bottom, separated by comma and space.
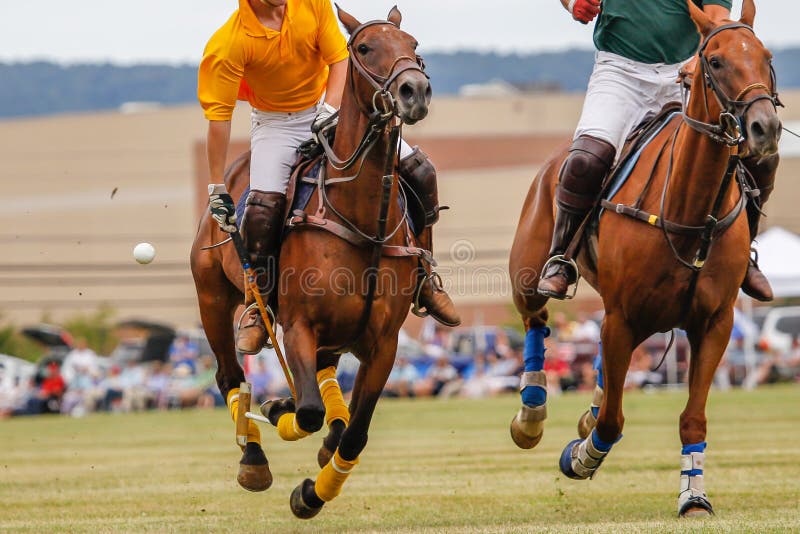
326, 87, 403, 239
665, 88, 736, 224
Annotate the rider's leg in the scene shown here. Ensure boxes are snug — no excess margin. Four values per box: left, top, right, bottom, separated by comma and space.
740, 153, 779, 302
537, 136, 615, 299
398, 143, 461, 326
236, 107, 315, 354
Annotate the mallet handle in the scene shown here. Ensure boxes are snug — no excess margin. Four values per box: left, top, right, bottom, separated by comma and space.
208, 184, 297, 400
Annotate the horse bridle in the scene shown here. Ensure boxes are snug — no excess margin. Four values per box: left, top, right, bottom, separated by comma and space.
317, 19, 428, 173
683, 22, 782, 146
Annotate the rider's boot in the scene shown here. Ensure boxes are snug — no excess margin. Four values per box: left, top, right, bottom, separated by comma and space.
414, 227, 461, 326
235, 190, 287, 354
537, 136, 615, 299
740, 154, 778, 302
399, 146, 461, 327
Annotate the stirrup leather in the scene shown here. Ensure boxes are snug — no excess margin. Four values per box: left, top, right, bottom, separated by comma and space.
237, 302, 276, 350
540, 254, 581, 299
411, 271, 444, 318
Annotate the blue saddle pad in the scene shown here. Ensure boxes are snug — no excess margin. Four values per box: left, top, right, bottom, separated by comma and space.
236, 158, 417, 235
602, 111, 680, 207
235, 160, 321, 228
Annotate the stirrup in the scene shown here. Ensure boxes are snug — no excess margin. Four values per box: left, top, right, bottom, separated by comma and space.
237, 302, 276, 350
411, 272, 444, 318
540, 254, 580, 300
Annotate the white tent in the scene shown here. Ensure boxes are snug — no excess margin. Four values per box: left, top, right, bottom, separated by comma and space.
753, 226, 800, 298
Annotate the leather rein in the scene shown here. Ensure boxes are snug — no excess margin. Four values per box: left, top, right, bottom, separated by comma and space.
288, 19, 431, 353
603, 22, 780, 272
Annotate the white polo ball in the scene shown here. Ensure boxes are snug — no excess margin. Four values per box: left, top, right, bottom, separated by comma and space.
133, 242, 156, 264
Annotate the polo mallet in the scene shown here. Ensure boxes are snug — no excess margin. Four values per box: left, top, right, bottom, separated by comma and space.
208, 185, 297, 412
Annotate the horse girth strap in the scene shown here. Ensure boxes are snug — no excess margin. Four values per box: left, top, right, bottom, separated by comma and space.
286, 212, 435, 265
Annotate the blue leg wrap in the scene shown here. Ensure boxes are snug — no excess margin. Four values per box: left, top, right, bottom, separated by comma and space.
521, 326, 550, 406
590, 429, 617, 453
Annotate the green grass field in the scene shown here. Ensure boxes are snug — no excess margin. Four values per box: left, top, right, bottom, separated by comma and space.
2, 385, 799, 533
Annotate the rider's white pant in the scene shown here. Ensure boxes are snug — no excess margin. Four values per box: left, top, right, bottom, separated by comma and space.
574, 51, 687, 158
250, 105, 413, 193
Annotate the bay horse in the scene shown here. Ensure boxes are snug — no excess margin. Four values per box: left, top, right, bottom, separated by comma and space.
508, 0, 781, 517
190, 6, 432, 519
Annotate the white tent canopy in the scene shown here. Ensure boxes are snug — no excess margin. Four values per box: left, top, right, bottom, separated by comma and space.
753, 226, 800, 298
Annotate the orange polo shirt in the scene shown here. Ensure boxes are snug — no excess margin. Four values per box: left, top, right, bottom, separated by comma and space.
198, 0, 349, 120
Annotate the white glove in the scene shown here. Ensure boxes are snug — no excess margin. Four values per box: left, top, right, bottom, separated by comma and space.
208, 185, 237, 233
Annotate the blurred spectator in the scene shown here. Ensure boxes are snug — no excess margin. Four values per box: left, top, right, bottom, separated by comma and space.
573, 312, 601, 343
625, 346, 662, 389
146, 361, 172, 409
415, 357, 458, 397
61, 337, 98, 386
384, 357, 420, 398
551, 312, 577, 343
544, 342, 575, 394
39, 361, 66, 414
168, 335, 199, 372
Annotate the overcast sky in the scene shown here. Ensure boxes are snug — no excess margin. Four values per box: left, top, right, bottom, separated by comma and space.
0, 1, 796, 64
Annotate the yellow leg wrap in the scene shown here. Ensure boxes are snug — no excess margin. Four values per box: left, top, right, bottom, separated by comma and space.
317, 366, 350, 427
227, 388, 261, 447
277, 412, 312, 441
315, 450, 359, 502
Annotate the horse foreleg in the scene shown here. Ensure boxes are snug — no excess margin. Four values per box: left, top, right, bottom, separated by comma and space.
316, 363, 350, 468
577, 347, 604, 439
560, 314, 633, 480
280, 321, 325, 436
510, 312, 551, 449
677, 310, 733, 517
193, 259, 271, 492
290, 342, 395, 519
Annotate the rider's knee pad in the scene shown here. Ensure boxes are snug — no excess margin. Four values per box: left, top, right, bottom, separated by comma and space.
399, 146, 441, 229
556, 136, 616, 211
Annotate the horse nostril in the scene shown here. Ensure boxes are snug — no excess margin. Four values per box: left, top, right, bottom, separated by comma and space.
750, 120, 765, 140
399, 82, 415, 104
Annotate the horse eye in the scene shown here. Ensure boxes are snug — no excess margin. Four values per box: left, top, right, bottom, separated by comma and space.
357, 44, 369, 55
709, 56, 722, 69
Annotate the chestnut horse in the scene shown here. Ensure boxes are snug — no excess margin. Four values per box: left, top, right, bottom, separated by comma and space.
190, 6, 431, 519
508, 0, 781, 517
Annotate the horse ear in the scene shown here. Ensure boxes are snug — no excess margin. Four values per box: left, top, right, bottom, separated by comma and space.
740, 0, 756, 27
387, 5, 402, 27
335, 3, 361, 35
687, 0, 715, 36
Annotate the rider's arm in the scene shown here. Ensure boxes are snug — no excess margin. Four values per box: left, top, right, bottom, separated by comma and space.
207, 120, 232, 183
323, 59, 347, 109
561, 0, 601, 23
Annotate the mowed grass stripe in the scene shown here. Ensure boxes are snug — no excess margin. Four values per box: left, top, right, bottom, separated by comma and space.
1, 385, 798, 532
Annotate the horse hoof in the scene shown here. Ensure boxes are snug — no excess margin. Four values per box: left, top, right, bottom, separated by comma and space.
317, 445, 334, 468
577, 410, 596, 439
296, 405, 325, 433
679, 496, 714, 518
559, 439, 585, 480
237, 442, 272, 492
509, 415, 543, 450
290, 479, 324, 519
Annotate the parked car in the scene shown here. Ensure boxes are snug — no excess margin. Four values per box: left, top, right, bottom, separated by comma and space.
758, 306, 800, 355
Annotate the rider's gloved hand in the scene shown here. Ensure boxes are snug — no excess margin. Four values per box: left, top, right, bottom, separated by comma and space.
568, 0, 601, 24
311, 102, 338, 140
208, 185, 237, 233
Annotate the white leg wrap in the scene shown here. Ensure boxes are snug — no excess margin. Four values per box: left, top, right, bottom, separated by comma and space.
572, 435, 609, 479
678, 451, 708, 513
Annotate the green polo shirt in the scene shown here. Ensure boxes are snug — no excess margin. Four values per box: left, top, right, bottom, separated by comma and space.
594, 0, 732, 64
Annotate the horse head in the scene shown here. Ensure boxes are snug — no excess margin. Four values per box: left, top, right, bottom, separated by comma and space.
337, 5, 431, 125
687, 0, 781, 157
